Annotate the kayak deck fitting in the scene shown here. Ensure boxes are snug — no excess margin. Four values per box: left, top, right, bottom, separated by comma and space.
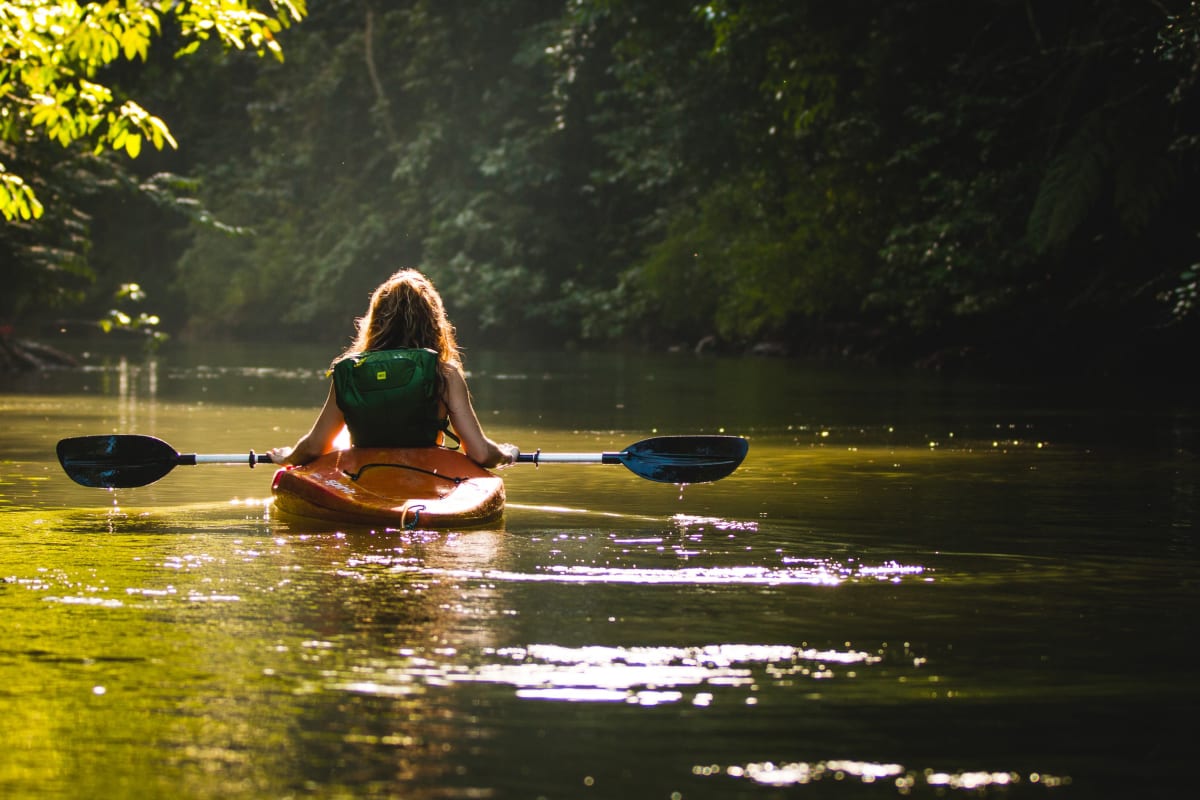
271, 447, 505, 529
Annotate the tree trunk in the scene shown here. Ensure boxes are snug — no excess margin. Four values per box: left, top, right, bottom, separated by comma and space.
0, 336, 80, 371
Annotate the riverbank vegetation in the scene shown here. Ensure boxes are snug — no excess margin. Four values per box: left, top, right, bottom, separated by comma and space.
4, 1, 1197, 376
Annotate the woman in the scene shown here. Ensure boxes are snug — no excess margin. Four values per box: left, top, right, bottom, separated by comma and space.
269, 269, 519, 468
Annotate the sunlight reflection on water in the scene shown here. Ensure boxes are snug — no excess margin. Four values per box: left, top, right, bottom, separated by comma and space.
330, 641, 884, 704
703, 759, 1073, 793
387, 560, 925, 585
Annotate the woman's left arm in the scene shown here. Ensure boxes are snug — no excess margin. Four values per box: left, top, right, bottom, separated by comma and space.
444, 365, 518, 468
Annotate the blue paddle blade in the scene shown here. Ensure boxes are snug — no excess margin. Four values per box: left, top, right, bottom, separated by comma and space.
56, 435, 182, 488
618, 435, 749, 483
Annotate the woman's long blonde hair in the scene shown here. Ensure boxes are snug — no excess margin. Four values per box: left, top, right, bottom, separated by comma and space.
337, 269, 462, 395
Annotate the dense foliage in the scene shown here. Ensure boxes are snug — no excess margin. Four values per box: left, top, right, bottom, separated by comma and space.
6, 0, 1198, 373
0, 0, 304, 322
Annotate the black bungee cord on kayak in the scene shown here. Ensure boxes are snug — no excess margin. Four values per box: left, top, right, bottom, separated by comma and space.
342, 462, 467, 485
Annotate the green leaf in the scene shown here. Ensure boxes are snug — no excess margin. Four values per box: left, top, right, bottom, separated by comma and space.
1027, 116, 1110, 253
148, 116, 178, 149
122, 28, 149, 61
0, 173, 43, 221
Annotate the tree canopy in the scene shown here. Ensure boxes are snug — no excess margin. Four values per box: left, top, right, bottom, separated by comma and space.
1, 0, 305, 219
5, 0, 1197, 375
0, 0, 304, 321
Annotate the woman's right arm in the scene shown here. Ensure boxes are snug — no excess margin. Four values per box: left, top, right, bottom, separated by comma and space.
268, 383, 345, 466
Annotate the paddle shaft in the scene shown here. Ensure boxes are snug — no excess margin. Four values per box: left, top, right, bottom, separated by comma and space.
189, 452, 276, 466
516, 451, 623, 465
196, 451, 648, 466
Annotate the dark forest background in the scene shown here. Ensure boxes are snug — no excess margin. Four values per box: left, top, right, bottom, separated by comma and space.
4, 0, 1199, 376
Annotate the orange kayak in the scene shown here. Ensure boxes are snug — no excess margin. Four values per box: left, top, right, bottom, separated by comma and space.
271, 447, 504, 528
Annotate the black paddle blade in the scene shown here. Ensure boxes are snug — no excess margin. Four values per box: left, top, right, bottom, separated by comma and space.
620, 435, 749, 483
56, 435, 181, 489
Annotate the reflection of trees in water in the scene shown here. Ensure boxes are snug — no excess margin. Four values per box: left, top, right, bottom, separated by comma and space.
107, 357, 159, 435
275, 529, 508, 796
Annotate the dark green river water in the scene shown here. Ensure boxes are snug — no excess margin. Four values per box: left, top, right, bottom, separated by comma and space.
1, 342, 1196, 799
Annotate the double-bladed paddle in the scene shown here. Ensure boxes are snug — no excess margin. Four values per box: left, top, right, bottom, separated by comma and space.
56, 434, 749, 489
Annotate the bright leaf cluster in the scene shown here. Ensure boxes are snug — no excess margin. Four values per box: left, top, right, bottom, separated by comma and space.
0, 0, 306, 221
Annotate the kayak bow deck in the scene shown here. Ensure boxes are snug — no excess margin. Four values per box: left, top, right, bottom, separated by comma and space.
271, 447, 505, 529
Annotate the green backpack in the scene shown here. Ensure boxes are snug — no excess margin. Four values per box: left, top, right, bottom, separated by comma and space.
331, 348, 454, 447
